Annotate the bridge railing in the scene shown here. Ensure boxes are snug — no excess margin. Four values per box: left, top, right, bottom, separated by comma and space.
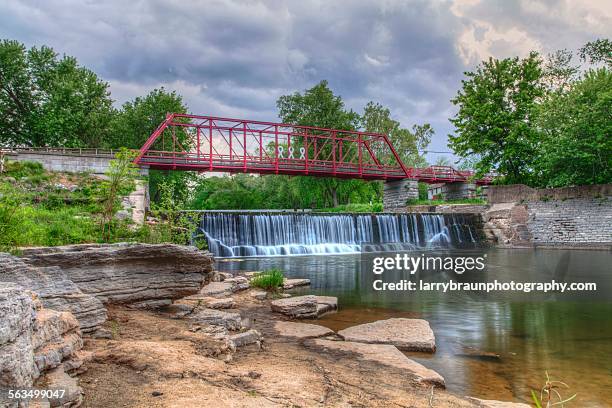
2, 147, 119, 157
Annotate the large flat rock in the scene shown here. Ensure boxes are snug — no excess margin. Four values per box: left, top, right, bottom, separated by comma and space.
310, 339, 444, 387
273, 321, 334, 339
20, 243, 214, 304
271, 295, 318, 318
338, 318, 435, 352
271, 295, 338, 318
466, 397, 531, 408
0, 253, 107, 333
283, 278, 311, 289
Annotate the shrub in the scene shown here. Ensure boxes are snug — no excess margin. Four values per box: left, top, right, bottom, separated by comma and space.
250, 269, 285, 291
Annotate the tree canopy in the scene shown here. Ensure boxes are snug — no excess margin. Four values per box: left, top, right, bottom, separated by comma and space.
449, 38, 611, 187
0, 40, 114, 147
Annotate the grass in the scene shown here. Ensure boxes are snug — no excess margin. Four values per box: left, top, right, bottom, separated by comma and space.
0, 160, 191, 252
317, 202, 383, 213
250, 268, 285, 291
405, 198, 486, 206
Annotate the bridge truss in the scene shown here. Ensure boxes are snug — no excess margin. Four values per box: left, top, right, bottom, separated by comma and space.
134, 113, 491, 184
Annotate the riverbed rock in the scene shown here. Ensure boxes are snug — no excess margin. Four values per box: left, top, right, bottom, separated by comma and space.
38, 365, 83, 407
175, 296, 235, 310
337, 318, 436, 352
0, 253, 107, 334
188, 308, 244, 330
0, 284, 37, 390
315, 296, 338, 315
271, 295, 318, 318
466, 397, 531, 408
20, 243, 214, 304
309, 339, 444, 387
282, 278, 311, 289
225, 276, 250, 292
1, 285, 84, 408
270, 295, 338, 318
273, 321, 334, 339
250, 290, 268, 300
228, 329, 262, 350
200, 281, 234, 297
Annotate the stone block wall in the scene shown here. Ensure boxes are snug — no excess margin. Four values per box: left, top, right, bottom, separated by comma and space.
383, 179, 418, 211
526, 197, 612, 245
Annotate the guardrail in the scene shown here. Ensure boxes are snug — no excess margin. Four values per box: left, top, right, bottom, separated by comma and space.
0, 147, 121, 157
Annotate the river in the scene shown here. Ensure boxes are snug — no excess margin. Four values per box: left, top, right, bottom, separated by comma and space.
216, 249, 612, 406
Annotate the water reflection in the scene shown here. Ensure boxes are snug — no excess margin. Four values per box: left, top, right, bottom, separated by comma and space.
217, 249, 612, 405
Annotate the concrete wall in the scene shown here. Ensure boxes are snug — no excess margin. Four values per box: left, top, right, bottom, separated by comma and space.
383, 179, 418, 211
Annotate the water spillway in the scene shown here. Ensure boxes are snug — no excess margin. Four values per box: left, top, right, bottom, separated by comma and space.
196, 212, 481, 257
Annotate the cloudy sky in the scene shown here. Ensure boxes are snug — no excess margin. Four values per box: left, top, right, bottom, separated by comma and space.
1, 0, 610, 161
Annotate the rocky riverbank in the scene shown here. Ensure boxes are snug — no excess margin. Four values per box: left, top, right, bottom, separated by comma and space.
1, 244, 530, 407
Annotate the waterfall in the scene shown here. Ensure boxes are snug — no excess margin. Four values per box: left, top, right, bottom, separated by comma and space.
197, 212, 479, 257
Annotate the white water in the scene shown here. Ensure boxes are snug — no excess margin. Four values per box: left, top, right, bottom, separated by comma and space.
197, 212, 478, 257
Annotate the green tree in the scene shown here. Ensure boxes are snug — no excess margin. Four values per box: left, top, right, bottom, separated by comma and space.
99, 148, 140, 242
361, 101, 431, 168
579, 38, 612, 67
276, 80, 373, 207
0, 39, 114, 147
449, 52, 544, 184
535, 68, 612, 187
107, 88, 194, 205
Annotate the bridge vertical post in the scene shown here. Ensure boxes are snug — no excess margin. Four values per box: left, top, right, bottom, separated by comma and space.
304, 129, 309, 174
274, 125, 279, 174
243, 122, 247, 172
209, 119, 213, 171
358, 134, 363, 177
196, 127, 200, 159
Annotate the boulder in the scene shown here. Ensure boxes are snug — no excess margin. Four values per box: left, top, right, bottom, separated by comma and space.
188, 308, 244, 330
225, 276, 250, 292
273, 321, 334, 339
228, 329, 262, 350
466, 397, 531, 408
0, 253, 106, 334
175, 296, 235, 310
0, 284, 37, 390
282, 278, 311, 290
315, 296, 338, 315
310, 339, 444, 387
38, 365, 83, 407
270, 295, 338, 318
199, 282, 234, 297
250, 290, 268, 300
271, 295, 318, 318
338, 318, 435, 352
20, 243, 214, 304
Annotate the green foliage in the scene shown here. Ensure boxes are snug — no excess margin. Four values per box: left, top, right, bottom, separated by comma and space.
361, 101, 431, 167
105, 88, 195, 205
450, 39, 612, 188
535, 68, 612, 187
276, 81, 376, 207
0, 39, 114, 147
579, 38, 612, 67
317, 202, 383, 213
149, 180, 200, 246
250, 269, 285, 291
99, 148, 140, 241
417, 182, 428, 200
449, 52, 544, 184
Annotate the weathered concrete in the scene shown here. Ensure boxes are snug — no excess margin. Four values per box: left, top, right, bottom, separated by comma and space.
383, 179, 418, 210
441, 182, 478, 200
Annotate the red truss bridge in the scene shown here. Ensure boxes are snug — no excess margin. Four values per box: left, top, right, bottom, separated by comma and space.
135, 113, 492, 184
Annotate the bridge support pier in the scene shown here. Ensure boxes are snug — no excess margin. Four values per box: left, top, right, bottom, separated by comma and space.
442, 182, 477, 200
383, 179, 418, 211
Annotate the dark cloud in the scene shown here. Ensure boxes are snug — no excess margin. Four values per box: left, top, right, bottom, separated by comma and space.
1, 0, 609, 160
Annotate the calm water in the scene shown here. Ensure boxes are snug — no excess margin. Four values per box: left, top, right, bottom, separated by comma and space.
217, 248, 612, 406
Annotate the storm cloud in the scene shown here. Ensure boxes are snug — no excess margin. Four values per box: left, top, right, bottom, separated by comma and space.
1, 0, 609, 159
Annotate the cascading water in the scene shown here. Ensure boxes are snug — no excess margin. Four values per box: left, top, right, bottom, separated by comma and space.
196, 212, 480, 257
